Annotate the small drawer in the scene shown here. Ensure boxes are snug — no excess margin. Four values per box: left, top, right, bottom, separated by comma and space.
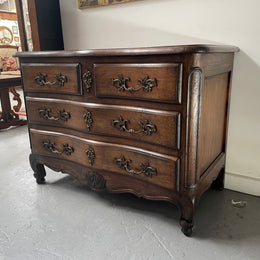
30, 129, 180, 190
94, 63, 182, 104
27, 98, 181, 150
21, 63, 82, 95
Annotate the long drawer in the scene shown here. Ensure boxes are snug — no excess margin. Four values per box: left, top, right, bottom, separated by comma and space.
94, 63, 182, 104
21, 63, 82, 95
26, 97, 181, 150
30, 129, 179, 190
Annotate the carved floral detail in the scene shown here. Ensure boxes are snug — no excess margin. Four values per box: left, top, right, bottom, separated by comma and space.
85, 171, 106, 191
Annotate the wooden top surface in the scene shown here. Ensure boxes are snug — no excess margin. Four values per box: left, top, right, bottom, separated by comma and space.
0, 74, 21, 88
14, 44, 239, 58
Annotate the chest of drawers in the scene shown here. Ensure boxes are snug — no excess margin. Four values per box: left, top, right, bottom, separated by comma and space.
16, 45, 239, 236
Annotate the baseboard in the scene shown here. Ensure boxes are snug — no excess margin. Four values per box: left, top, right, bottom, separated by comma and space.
225, 172, 260, 196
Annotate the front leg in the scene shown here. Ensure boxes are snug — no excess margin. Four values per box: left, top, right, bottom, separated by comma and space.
180, 218, 193, 237
29, 154, 46, 184
177, 196, 195, 236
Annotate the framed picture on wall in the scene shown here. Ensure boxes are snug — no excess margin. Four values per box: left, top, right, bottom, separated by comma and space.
78, 0, 140, 9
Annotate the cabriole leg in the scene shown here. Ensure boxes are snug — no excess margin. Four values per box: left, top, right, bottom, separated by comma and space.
29, 154, 46, 184
180, 218, 193, 237
178, 197, 194, 236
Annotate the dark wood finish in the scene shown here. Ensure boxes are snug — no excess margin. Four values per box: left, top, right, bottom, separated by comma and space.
16, 45, 238, 236
9, 87, 22, 112
15, 0, 64, 51
14, 44, 239, 58
27, 0, 64, 51
94, 63, 182, 103
30, 129, 179, 190
27, 0, 40, 51
0, 74, 26, 129
22, 63, 82, 95
26, 98, 180, 150
15, 0, 28, 51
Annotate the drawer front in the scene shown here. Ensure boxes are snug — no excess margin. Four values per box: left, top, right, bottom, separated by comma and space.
30, 129, 179, 190
27, 98, 181, 150
94, 63, 182, 104
21, 63, 82, 95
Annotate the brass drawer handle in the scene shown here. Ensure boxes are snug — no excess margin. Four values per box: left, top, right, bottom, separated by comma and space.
38, 107, 71, 121
114, 155, 157, 178
83, 71, 92, 92
112, 116, 157, 136
112, 74, 157, 93
34, 72, 67, 87
42, 140, 74, 155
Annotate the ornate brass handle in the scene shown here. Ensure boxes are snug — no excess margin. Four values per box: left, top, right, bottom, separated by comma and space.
42, 140, 74, 155
86, 146, 95, 166
38, 107, 71, 121
34, 72, 67, 87
112, 116, 157, 136
83, 110, 93, 131
112, 74, 157, 93
114, 156, 157, 178
83, 71, 92, 92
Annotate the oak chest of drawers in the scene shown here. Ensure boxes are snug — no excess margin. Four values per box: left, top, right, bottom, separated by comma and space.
16, 45, 239, 236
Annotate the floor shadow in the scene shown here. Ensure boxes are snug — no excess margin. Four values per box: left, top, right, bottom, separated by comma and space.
48, 174, 180, 223
47, 173, 259, 240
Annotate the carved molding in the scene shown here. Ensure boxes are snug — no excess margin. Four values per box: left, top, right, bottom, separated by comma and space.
185, 67, 202, 188
85, 171, 106, 191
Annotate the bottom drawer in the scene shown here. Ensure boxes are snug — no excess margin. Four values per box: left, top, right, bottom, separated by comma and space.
30, 129, 179, 190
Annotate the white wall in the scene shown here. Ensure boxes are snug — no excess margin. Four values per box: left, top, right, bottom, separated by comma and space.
59, 0, 260, 196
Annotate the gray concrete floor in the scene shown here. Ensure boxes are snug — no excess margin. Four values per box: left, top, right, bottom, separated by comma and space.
0, 126, 259, 260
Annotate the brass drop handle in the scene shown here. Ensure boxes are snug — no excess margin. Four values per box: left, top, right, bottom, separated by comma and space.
42, 140, 74, 156
34, 72, 67, 86
114, 155, 157, 178
112, 116, 157, 136
112, 74, 157, 92
38, 107, 71, 121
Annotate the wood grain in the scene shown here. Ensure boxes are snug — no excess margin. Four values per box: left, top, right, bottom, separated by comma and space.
22, 63, 82, 95
30, 128, 179, 190
95, 63, 182, 104
26, 97, 181, 150
17, 44, 238, 236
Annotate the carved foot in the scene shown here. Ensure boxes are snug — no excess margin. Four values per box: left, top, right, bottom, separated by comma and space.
180, 218, 193, 237
34, 171, 46, 184
30, 154, 46, 184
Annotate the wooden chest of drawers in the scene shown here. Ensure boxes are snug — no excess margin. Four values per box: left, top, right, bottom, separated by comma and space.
16, 45, 239, 236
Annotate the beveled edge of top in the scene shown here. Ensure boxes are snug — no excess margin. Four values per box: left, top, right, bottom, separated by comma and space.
14, 44, 239, 58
